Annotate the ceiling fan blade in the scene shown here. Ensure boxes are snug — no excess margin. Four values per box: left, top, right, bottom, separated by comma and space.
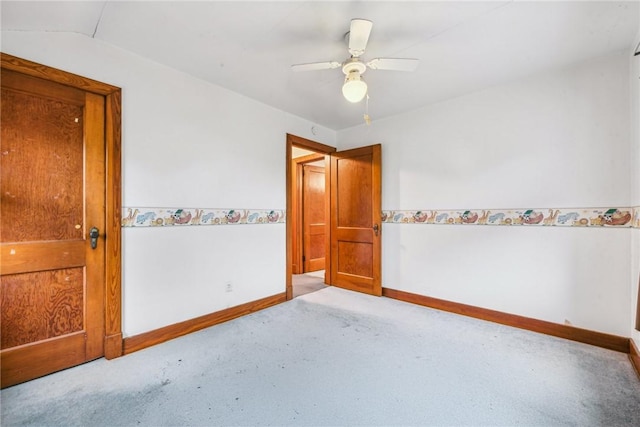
291, 61, 342, 72
367, 58, 419, 71
348, 19, 373, 57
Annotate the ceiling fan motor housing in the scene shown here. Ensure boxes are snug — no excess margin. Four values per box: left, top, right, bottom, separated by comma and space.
342, 59, 367, 76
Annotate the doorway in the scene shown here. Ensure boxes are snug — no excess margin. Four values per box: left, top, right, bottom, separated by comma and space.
286, 135, 335, 299
292, 149, 327, 298
285, 134, 382, 300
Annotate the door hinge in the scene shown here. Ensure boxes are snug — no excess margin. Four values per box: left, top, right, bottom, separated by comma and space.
302, 255, 306, 262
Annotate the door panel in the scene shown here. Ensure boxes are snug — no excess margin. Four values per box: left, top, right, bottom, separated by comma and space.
303, 165, 326, 272
0, 77, 84, 242
1, 268, 84, 348
330, 144, 381, 296
307, 226, 325, 271
1, 333, 87, 389
1, 69, 106, 387
336, 156, 372, 228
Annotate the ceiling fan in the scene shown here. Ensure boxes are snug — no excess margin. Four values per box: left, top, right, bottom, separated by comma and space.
291, 19, 419, 103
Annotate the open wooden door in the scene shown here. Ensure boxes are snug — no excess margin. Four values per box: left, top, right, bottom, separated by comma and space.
329, 144, 381, 296
1, 68, 107, 387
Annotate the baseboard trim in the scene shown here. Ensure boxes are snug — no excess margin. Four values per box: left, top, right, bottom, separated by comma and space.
123, 293, 287, 355
382, 288, 630, 354
630, 339, 640, 380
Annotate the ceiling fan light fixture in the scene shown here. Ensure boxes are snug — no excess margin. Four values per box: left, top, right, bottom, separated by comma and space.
291, 19, 419, 106
342, 70, 367, 103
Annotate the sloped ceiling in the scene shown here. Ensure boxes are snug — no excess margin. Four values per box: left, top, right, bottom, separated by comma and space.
2, 1, 638, 130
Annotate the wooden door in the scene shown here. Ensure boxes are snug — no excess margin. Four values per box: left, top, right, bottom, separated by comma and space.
1, 69, 106, 388
303, 164, 326, 272
329, 144, 381, 296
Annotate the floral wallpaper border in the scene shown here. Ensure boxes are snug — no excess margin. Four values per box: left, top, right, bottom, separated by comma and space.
122, 208, 285, 227
382, 207, 640, 228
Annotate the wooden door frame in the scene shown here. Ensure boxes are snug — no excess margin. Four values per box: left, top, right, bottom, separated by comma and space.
292, 152, 326, 275
286, 134, 335, 300
636, 265, 640, 331
1, 53, 123, 359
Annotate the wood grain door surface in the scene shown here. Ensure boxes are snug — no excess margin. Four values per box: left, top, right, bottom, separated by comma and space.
329, 144, 381, 296
1, 69, 106, 388
303, 164, 326, 272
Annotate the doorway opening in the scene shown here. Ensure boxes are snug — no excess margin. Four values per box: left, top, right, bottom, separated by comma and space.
292, 147, 327, 298
286, 134, 382, 300
286, 134, 336, 300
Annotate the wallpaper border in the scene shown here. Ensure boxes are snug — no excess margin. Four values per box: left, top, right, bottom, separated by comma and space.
122, 206, 639, 228
382, 206, 640, 229
122, 208, 285, 227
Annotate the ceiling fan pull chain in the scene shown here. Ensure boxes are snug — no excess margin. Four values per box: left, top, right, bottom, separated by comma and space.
364, 94, 371, 125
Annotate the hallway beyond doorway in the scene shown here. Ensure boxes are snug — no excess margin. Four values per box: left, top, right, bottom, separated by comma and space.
292, 270, 327, 298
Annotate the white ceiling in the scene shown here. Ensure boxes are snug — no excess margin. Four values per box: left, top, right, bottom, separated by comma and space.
2, 1, 638, 130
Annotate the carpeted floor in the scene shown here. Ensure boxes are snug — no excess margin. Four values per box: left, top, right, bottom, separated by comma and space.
2, 286, 639, 426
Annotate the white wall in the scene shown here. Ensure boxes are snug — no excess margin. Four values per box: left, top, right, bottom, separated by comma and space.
631, 31, 640, 349
338, 52, 632, 336
1, 31, 336, 336
3, 30, 636, 341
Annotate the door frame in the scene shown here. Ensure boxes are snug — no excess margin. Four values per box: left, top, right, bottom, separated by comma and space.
1, 53, 123, 359
636, 265, 640, 331
286, 134, 335, 300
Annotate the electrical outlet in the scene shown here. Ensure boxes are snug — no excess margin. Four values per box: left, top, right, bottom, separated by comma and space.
225, 282, 232, 293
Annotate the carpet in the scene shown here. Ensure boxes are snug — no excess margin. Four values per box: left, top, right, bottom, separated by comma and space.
2, 287, 639, 426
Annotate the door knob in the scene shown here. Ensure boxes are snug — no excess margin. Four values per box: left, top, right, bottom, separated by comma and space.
89, 227, 100, 249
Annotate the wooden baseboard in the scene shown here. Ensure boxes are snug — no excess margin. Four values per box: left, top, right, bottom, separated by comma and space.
123, 293, 286, 355
630, 339, 640, 380
382, 288, 630, 354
